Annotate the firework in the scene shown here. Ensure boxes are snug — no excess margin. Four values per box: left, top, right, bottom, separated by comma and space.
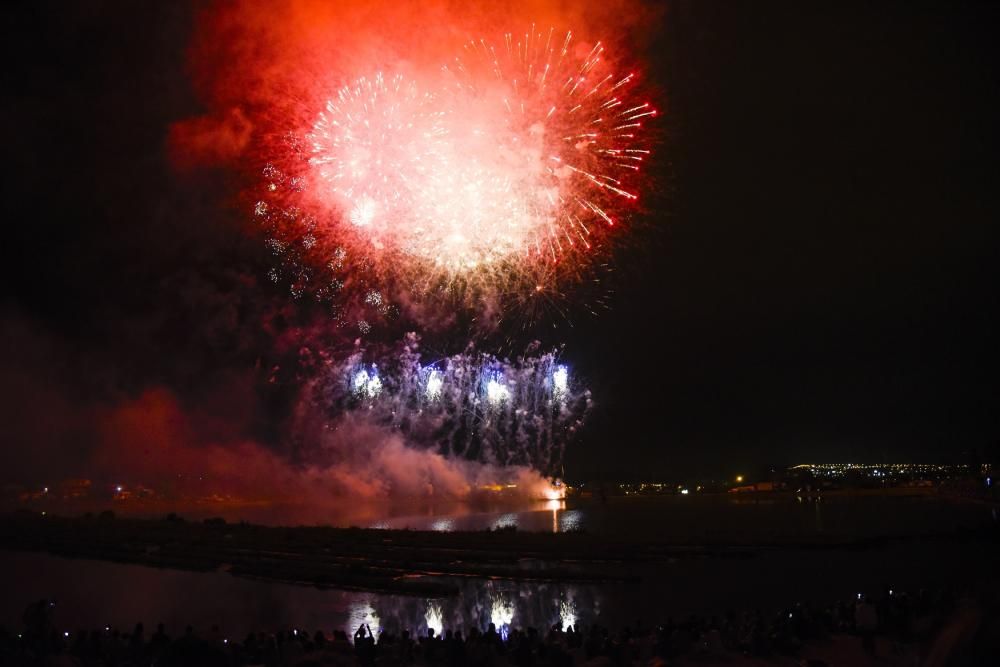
422, 369, 442, 400
253, 163, 402, 336
311, 334, 591, 475
438, 26, 655, 265
253, 26, 656, 323
245, 27, 649, 487
351, 367, 383, 399
307, 73, 449, 251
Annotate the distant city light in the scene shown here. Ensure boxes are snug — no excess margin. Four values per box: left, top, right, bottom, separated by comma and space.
735, 475, 743, 483
790, 463, 971, 479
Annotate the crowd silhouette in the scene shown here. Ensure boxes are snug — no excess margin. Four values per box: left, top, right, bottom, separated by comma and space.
4, 585, 997, 666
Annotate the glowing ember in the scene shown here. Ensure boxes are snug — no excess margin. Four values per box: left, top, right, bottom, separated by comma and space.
486, 376, 510, 405
437, 27, 655, 266
309, 73, 446, 245
425, 369, 443, 400
352, 368, 383, 399
349, 196, 378, 227
552, 364, 569, 394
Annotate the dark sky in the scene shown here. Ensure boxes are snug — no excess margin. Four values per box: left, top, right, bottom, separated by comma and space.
577, 1, 1000, 479
1, 1, 998, 484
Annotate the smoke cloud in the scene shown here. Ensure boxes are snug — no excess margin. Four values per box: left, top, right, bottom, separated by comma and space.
5, 0, 659, 517
94, 387, 554, 504
170, 0, 663, 169
0, 315, 556, 518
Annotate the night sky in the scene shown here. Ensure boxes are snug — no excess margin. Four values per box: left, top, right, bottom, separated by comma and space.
1, 1, 998, 486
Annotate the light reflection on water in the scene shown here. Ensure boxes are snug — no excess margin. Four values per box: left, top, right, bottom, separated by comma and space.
40, 493, 996, 541
340, 556, 597, 639
341, 580, 594, 639
560, 599, 578, 630
560, 509, 583, 531
359, 494, 995, 539
375, 499, 580, 534
348, 599, 381, 635
423, 602, 443, 636
2, 496, 997, 640
0, 550, 598, 639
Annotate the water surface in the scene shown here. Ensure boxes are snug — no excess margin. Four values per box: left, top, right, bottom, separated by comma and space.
3, 495, 997, 638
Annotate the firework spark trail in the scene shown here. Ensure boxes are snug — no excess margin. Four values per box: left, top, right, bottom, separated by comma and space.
439, 28, 655, 263
240, 25, 654, 490
308, 73, 448, 248
311, 334, 591, 476
254, 25, 656, 322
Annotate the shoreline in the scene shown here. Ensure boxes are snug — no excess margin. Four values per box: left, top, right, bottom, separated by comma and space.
2, 510, 996, 598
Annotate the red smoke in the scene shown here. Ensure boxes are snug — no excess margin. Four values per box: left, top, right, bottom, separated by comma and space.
168, 108, 252, 170
123, 0, 664, 516
3, 2, 666, 519
169, 0, 663, 171
85, 386, 557, 520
